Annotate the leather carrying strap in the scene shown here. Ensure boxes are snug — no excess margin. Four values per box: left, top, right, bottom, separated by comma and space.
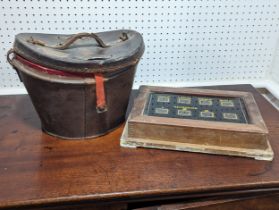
51, 33, 109, 49
95, 74, 107, 113
26, 32, 129, 50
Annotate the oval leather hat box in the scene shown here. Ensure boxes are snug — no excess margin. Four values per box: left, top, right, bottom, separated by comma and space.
7, 30, 145, 139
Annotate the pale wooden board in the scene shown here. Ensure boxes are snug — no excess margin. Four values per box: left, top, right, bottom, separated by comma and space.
120, 122, 274, 161
121, 86, 274, 161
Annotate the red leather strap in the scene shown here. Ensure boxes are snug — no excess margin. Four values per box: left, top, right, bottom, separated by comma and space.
95, 73, 107, 111
15, 54, 107, 112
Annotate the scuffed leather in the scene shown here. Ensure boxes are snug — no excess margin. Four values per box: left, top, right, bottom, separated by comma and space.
13, 30, 144, 73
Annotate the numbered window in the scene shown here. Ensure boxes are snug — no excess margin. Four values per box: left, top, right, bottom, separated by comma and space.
223, 113, 238, 120
198, 98, 213, 106
220, 100, 234, 107
177, 96, 191, 104
157, 95, 170, 103
155, 107, 169, 115
177, 109, 192, 116
200, 110, 215, 118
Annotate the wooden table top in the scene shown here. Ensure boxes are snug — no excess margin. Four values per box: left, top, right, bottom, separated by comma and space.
0, 84, 279, 209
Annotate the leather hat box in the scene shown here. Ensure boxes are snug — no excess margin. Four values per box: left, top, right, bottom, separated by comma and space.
8, 30, 144, 139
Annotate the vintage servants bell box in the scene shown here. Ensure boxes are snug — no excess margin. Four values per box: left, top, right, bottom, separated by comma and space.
121, 86, 274, 161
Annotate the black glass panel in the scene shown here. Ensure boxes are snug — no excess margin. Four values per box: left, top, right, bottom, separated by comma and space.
144, 92, 249, 124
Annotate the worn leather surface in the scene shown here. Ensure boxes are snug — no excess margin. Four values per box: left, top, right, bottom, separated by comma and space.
15, 61, 137, 139
9, 30, 144, 138
13, 30, 144, 73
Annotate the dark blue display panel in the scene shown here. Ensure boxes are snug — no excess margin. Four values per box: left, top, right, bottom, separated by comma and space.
144, 92, 249, 124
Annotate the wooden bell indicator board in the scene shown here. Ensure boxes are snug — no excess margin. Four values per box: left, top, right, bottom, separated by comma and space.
121, 86, 274, 161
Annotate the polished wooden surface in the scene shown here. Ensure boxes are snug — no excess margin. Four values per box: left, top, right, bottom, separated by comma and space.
0, 85, 279, 209
135, 193, 279, 210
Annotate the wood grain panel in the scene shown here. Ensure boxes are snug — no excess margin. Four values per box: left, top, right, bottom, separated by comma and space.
0, 85, 278, 209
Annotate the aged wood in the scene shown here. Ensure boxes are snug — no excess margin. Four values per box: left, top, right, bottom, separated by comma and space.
24, 203, 127, 210
0, 85, 279, 209
129, 86, 268, 133
134, 193, 279, 210
121, 86, 273, 160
